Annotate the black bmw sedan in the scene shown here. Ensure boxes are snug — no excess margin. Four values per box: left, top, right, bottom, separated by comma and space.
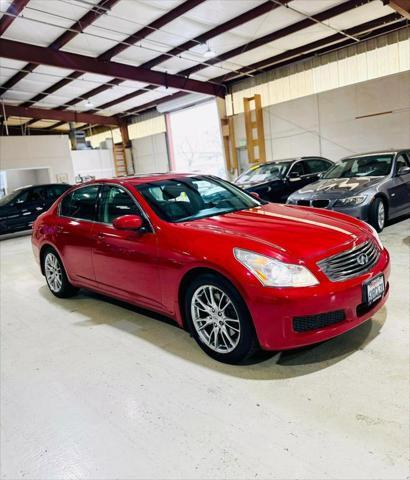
234, 156, 334, 203
0, 183, 71, 235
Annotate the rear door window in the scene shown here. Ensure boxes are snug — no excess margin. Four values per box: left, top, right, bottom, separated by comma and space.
305, 159, 332, 174
60, 185, 100, 221
289, 162, 305, 177
47, 185, 70, 202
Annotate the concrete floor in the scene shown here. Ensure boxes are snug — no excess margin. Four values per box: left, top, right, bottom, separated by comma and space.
1, 220, 409, 480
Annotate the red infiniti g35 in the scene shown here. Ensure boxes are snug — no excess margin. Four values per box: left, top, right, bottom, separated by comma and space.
32, 174, 390, 364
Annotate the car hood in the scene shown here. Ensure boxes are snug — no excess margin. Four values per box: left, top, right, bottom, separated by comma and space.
294, 176, 381, 197
183, 203, 370, 261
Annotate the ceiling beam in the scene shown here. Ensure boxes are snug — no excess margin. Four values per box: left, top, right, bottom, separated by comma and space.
0, 0, 120, 96
78, 0, 375, 116
383, 0, 410, 18
27, 0, 285, 119
14, 0, 206, 113
215, 13, 405, 82
139, 0, 290, 70
99, 0, 206, 61
2, 105, 119, 126
178, 0, 377, 77
126, 16, 406, 116
0, 38, 225, 96
0, 0, 30, 36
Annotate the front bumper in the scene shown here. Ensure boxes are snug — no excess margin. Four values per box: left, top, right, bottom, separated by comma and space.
245, 248, 390, 350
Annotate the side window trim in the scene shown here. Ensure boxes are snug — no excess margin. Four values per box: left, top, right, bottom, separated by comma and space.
95, 183, 154, 232
58, 184, 101, 223
395, 153, 410, 175
288, 160, 305, 177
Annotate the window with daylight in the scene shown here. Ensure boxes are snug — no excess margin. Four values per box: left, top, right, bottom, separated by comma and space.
167, 100, 226, 178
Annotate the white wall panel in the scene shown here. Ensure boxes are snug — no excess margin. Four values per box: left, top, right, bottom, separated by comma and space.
131, 133, 169, 174
0, 135, 74, 183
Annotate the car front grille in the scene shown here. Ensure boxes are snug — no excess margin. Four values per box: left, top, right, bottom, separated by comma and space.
296, 199, 330, 208
312, 199, 330, 208
318, 240, 380, 282
293, 310, 346, 332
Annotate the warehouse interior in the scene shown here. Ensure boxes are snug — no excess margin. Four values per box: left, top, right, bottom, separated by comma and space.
0, 0, 409, 479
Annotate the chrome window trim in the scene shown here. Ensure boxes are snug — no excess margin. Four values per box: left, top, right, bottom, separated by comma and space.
58, 183, 155, 233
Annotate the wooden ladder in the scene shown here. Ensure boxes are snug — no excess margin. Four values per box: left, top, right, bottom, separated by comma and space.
243, 94, 266, 164
221, 116, 238, 175
113, 143, 128, 177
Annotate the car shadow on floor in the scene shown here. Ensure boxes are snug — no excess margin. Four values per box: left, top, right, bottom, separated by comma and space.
39, 286, 387, 380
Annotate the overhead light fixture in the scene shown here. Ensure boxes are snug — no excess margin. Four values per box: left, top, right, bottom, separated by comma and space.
156, 93, 210, 114
203, 46, 216, 58
84, 99, 94, 108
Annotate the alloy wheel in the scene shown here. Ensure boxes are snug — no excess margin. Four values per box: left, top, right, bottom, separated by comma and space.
45, 252, 63, 293
191, 285, 241, 353
377, 202, 385, 230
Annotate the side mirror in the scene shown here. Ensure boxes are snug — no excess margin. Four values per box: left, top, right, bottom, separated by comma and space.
250, 191, 261, 200
397, 165, 410, 176
288, 171, 301, 182
113, 214, 144, 231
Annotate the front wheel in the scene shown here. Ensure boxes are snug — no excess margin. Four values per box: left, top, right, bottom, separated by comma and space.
369, 198, 387, 232
43, 249, 78, 298
184, 273, 258, 364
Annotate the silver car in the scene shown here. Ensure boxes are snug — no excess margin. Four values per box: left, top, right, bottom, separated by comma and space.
286, 150, 410, 232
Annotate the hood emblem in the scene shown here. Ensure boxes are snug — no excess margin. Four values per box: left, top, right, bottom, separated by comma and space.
357, 253, 368, 265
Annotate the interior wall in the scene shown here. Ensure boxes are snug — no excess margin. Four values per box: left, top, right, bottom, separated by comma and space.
5, 168, 51, 192
71, 149, 115, 180
131, 133, 169, 174
232, 70, 410, 167
0, 135, 74, 183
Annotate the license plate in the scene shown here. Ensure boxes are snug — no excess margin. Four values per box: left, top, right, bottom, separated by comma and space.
364, 274, 385, 305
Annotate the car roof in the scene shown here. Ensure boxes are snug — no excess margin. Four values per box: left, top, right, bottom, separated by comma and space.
240, 156, 332, 169
344, 150, 405, 159
16, 183, 70, 191
83, 172, 206, 187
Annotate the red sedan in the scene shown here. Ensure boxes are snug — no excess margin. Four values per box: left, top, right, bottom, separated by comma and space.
32, 174, 390, 364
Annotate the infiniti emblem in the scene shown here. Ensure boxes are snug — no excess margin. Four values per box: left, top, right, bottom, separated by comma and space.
357, 253, 368, 265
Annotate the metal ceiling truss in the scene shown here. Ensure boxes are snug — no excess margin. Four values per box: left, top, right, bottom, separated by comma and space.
0, 0, 408, 132
16, 0, 290, 126
52, 0, 390, 121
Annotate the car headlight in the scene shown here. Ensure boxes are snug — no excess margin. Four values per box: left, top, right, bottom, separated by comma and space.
234, 248, 319, 287
334, 195, 367, 207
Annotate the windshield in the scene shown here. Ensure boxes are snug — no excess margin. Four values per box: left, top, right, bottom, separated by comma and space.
236, 162, 292, 184
324, 154, 394, 179
136, 176, 261, 223
0, 189, 23, 207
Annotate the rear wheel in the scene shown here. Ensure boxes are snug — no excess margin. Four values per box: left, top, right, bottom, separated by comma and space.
43, 249, 78, 298
369, 197, 387, 232
184, 273, 258, 364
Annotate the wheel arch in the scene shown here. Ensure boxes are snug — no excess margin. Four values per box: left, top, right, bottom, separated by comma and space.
177, 266, 248, 331
39, 243, 63, 276
373, 192, 389, 215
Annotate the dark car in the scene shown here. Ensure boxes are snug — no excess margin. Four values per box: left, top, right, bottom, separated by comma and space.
287, 150, 410, 232
234, 156, 334, 203
0, 183, 71, 235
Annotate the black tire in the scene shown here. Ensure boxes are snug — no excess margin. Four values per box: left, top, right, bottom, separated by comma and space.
42, 248, 79, 298
184, 273, 259, 364
369, 197, 387, 232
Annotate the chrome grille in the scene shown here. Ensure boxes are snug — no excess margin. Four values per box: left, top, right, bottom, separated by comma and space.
318, 241, 380, 281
